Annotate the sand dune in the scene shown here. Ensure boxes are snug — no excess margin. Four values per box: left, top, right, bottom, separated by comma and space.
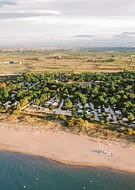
0, 121, 135, 173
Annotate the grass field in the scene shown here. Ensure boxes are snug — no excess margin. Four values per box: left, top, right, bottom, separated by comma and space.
0, 49, 135, 75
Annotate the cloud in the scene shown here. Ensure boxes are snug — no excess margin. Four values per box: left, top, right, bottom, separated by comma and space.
75, 34, 94, 39
1, 32, 135, 48
0, 0, 16, 7
36, 0, 135, 17
114, 32, 135, 39
0, 0, 135, 47
122, 32, 135, 37
0, 9, 62, 19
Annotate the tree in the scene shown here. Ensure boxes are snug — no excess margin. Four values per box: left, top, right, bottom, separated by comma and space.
40, 94, 47, 103
80, 94, 87, 105
17, 90, 24, 98
35, 99, 40, 106
64, 99, 73, 110
109, 97, 117, 105
67, 118, 75, 128
20, 97, 29, 107
58, 114, 67, 121
3, 89, 9, 99
99, 95, 105, 104
75, 92, 87, 105
128, 128, 133, 135
16, 103, 21, 111
128, 113, 134, 122
124, 101, 133, 109
0, 82, 6, 89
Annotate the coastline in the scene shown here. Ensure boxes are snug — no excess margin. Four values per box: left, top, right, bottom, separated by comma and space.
0, 121, 135, 174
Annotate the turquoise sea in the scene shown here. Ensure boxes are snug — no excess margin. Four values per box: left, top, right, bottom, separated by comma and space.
0, 152, 135, 190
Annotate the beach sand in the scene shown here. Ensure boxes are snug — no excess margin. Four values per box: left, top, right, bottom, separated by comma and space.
0, 121, 135, 173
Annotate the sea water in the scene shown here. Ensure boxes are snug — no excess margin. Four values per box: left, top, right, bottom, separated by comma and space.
0, 152, 135, 190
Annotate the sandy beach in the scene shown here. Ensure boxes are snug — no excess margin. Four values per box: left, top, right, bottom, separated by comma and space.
0, 121, 135, 173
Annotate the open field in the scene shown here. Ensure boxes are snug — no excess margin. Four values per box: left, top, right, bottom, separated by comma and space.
0, 49, 135, 75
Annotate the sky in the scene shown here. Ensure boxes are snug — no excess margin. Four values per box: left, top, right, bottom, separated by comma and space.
0, 0, 135, 47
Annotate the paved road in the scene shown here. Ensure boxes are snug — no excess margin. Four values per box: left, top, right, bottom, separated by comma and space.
90, 103, 100, 121
57, 99, 64, 111
109, 106, 118, 123
55, 99, 71, 116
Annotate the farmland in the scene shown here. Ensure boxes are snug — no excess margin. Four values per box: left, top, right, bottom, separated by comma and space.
0, 48, 135, 75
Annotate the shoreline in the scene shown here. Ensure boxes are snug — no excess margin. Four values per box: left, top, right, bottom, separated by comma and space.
1, 150, 135, 176
0, 121, 135, 174
1, 149, 135, 175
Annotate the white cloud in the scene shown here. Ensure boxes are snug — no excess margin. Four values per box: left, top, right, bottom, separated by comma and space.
0, 9, 62, 19
0, 0, 16, 7
0, 0, 135, 47
0, 10, 61, 15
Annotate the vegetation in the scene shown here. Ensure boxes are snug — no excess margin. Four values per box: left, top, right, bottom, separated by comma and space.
0, 71, 135, 142
0, 48, 135, 75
